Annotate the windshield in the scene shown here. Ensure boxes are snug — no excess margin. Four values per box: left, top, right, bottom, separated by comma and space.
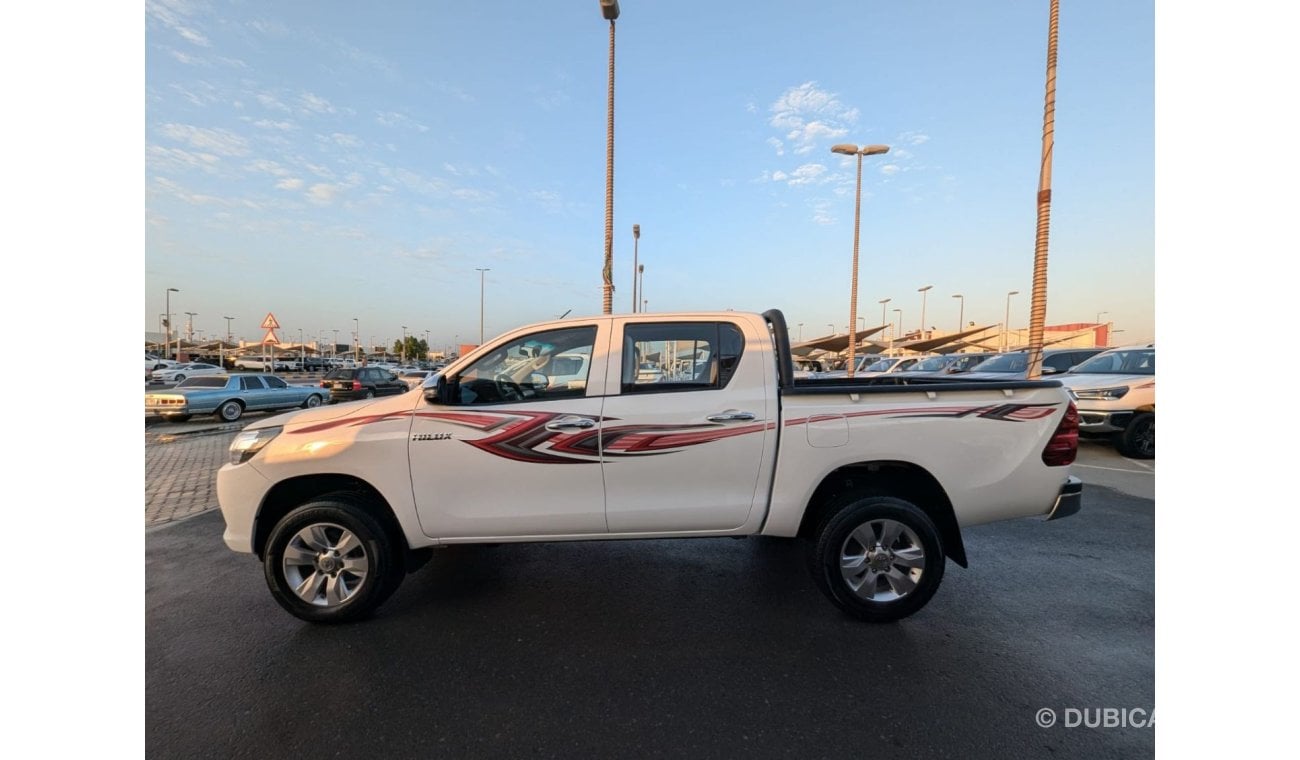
1070, 348, 1154, 375
177, 377, 227, 389
861, 358, 897, 372
967, 353, 1026, 373
904, 356, 950, 372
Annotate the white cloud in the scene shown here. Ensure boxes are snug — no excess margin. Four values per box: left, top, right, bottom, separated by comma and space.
329, 132, 362, 147
811, 200, 836, 225
146, 0, 211, 47
252, 119, 295, 131
767, 82, 859, 156
246, 159, 291, 177
375, 111, 429, 132
899, 131, 930, 145
880, 164, 900, 176
307, 183, 340, 205
275, 178, 304, 191
147, 145, 221, 172
766, 137, 785, 156
299, 92, 335, 114
786, 163, 828, 186
452, 188, 495, 202
256, 92, 291, 112
159, 123, 249, 156
771, 170, 788, 182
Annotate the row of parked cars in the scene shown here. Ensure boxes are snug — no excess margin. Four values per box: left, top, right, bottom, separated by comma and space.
805, 345, 1155, 459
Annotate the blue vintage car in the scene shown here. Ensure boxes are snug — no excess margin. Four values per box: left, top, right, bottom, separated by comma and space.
144, 374, 328, 422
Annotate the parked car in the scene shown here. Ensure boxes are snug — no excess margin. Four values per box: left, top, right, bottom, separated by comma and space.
320, 367, 410, 402
146, 354, 176, 374
145, 374, 328, 422
398, 370, 432, 389
150, 362, 224, 383
960, 348, 1105, 381
1058, 345, 1154, 459
820, 355, 920, 379
234, 356, 297, 372
218, 308, 1082, 624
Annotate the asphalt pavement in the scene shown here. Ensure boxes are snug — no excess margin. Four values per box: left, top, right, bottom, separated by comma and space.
146, 486, 1153, 759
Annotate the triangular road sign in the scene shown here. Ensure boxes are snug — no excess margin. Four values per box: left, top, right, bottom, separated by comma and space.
260, 312, 280, 329
261, 329, 280, 345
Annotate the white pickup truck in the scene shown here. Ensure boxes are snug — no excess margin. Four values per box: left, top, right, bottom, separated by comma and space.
218, 310, 1082, 624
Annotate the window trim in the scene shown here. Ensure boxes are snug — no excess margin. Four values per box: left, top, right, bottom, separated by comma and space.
618, 320, 745, 396
450, 324, 600, 406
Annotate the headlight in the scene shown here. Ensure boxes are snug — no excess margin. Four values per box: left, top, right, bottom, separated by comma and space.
229, 426, 282, 465
1071, 386, 1129, 400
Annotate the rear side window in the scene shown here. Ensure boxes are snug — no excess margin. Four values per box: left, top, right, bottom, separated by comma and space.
621, 322, 745, 394
240, 376, 266, 390
323, 369, 356, 380
265, 376, 287, 389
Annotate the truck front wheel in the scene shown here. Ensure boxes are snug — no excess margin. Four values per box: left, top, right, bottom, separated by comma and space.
1115, 412, 1154, 459
263, 493, 406, 623
808, 495, 945, 622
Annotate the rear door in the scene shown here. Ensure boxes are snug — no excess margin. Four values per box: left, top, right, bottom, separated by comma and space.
598, 318, 775, 533
238, 375, 272, 409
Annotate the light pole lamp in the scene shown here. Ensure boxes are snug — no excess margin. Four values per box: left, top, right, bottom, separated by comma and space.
797, 322, 804, 341
952, 294, 964, 334
599, 0, 620, 314
916, 285, 932, 340
475, 268, 490, 345
631, 224, 640, 312
827, 323, 835, 335
1096, 310, 1108, 325
831, 142, 890, 378
1004, 290, 1020, 351
164, 288, 179, 359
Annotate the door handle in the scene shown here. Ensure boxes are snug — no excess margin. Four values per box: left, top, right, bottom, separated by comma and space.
544, 415, 597, 431
706, 410, 756, 423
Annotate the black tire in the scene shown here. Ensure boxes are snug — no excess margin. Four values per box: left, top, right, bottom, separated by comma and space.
162, 414, 192, 423
173, 374, 185, 382
302, 393, 324, 409
1115, 412, 1154, 459
807, 495, 946, 623
363, 389, 375, 399
263, 493, 406, 623
217, 400, 244, 422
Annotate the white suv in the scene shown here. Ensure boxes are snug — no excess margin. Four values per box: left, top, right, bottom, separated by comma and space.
1058, 346, 1154, 459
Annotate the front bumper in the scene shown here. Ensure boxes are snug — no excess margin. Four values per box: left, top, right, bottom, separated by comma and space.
1076, 409, 1133, 434
1046, 476, 1083, 521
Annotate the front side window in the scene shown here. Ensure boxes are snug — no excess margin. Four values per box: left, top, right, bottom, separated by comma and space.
265, 376, 288, 389
455, 326, 598, 405
240, 376, 266, 390
1071, 349, 1154, 375
621, 322, 744, 394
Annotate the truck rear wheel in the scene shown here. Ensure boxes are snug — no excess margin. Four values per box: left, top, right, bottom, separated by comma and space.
263, 493, 406, 623
807, 495, 945, 622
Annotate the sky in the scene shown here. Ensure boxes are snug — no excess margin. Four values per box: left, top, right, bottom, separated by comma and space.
143, 0, 1153, 350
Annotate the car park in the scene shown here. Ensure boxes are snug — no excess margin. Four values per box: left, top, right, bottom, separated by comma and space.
320, 367, 409, 402
145, 374, 328, 422
820, 355, 920, 379
960, 348, 1105, 381
1058, 345, 1154, 459
151, 362, 224, 383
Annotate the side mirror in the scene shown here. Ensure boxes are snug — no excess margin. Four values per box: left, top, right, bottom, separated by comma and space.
528, 371, 550, 390
1042, 366, 1060, 375
423, 374, 448, 404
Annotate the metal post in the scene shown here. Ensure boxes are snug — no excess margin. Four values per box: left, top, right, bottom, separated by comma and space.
476, 268, 490, 345
600, 1, 621, 314
631, 224, 640, 312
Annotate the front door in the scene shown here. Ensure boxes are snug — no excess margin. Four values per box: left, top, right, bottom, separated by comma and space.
408, 322, 612, 540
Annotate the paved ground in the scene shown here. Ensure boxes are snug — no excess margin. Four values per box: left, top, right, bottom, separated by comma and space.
146, 487, 1153, 759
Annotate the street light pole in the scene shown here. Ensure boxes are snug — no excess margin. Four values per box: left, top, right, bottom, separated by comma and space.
827, 323, 835, 336
184, 312, 197, 345
916, 285, 932, 340
164, 288, 178, 360
631, 224, 640, 312
879, 298, 891, 337
952, 294, 964, 333
1026, 0, 1061, 379
353, 318, 360, 363
599, 0, 620, 315
401, 326, 408, 364
1004, 290, 1020, 351
298, 328, 304, 368
892, 308, 903, 356
475, 268, 490, 345
797, 323, 804, 342
831, 143, 890, 378
332, 329, 339, 360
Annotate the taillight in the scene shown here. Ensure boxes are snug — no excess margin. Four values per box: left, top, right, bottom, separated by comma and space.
352, 380, 362, 391
1042, 401, 1079, 466
320, 381, 328, 387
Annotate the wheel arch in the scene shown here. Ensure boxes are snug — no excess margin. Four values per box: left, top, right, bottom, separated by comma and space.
797, 460, 968, 567
253, 474, 410, 563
